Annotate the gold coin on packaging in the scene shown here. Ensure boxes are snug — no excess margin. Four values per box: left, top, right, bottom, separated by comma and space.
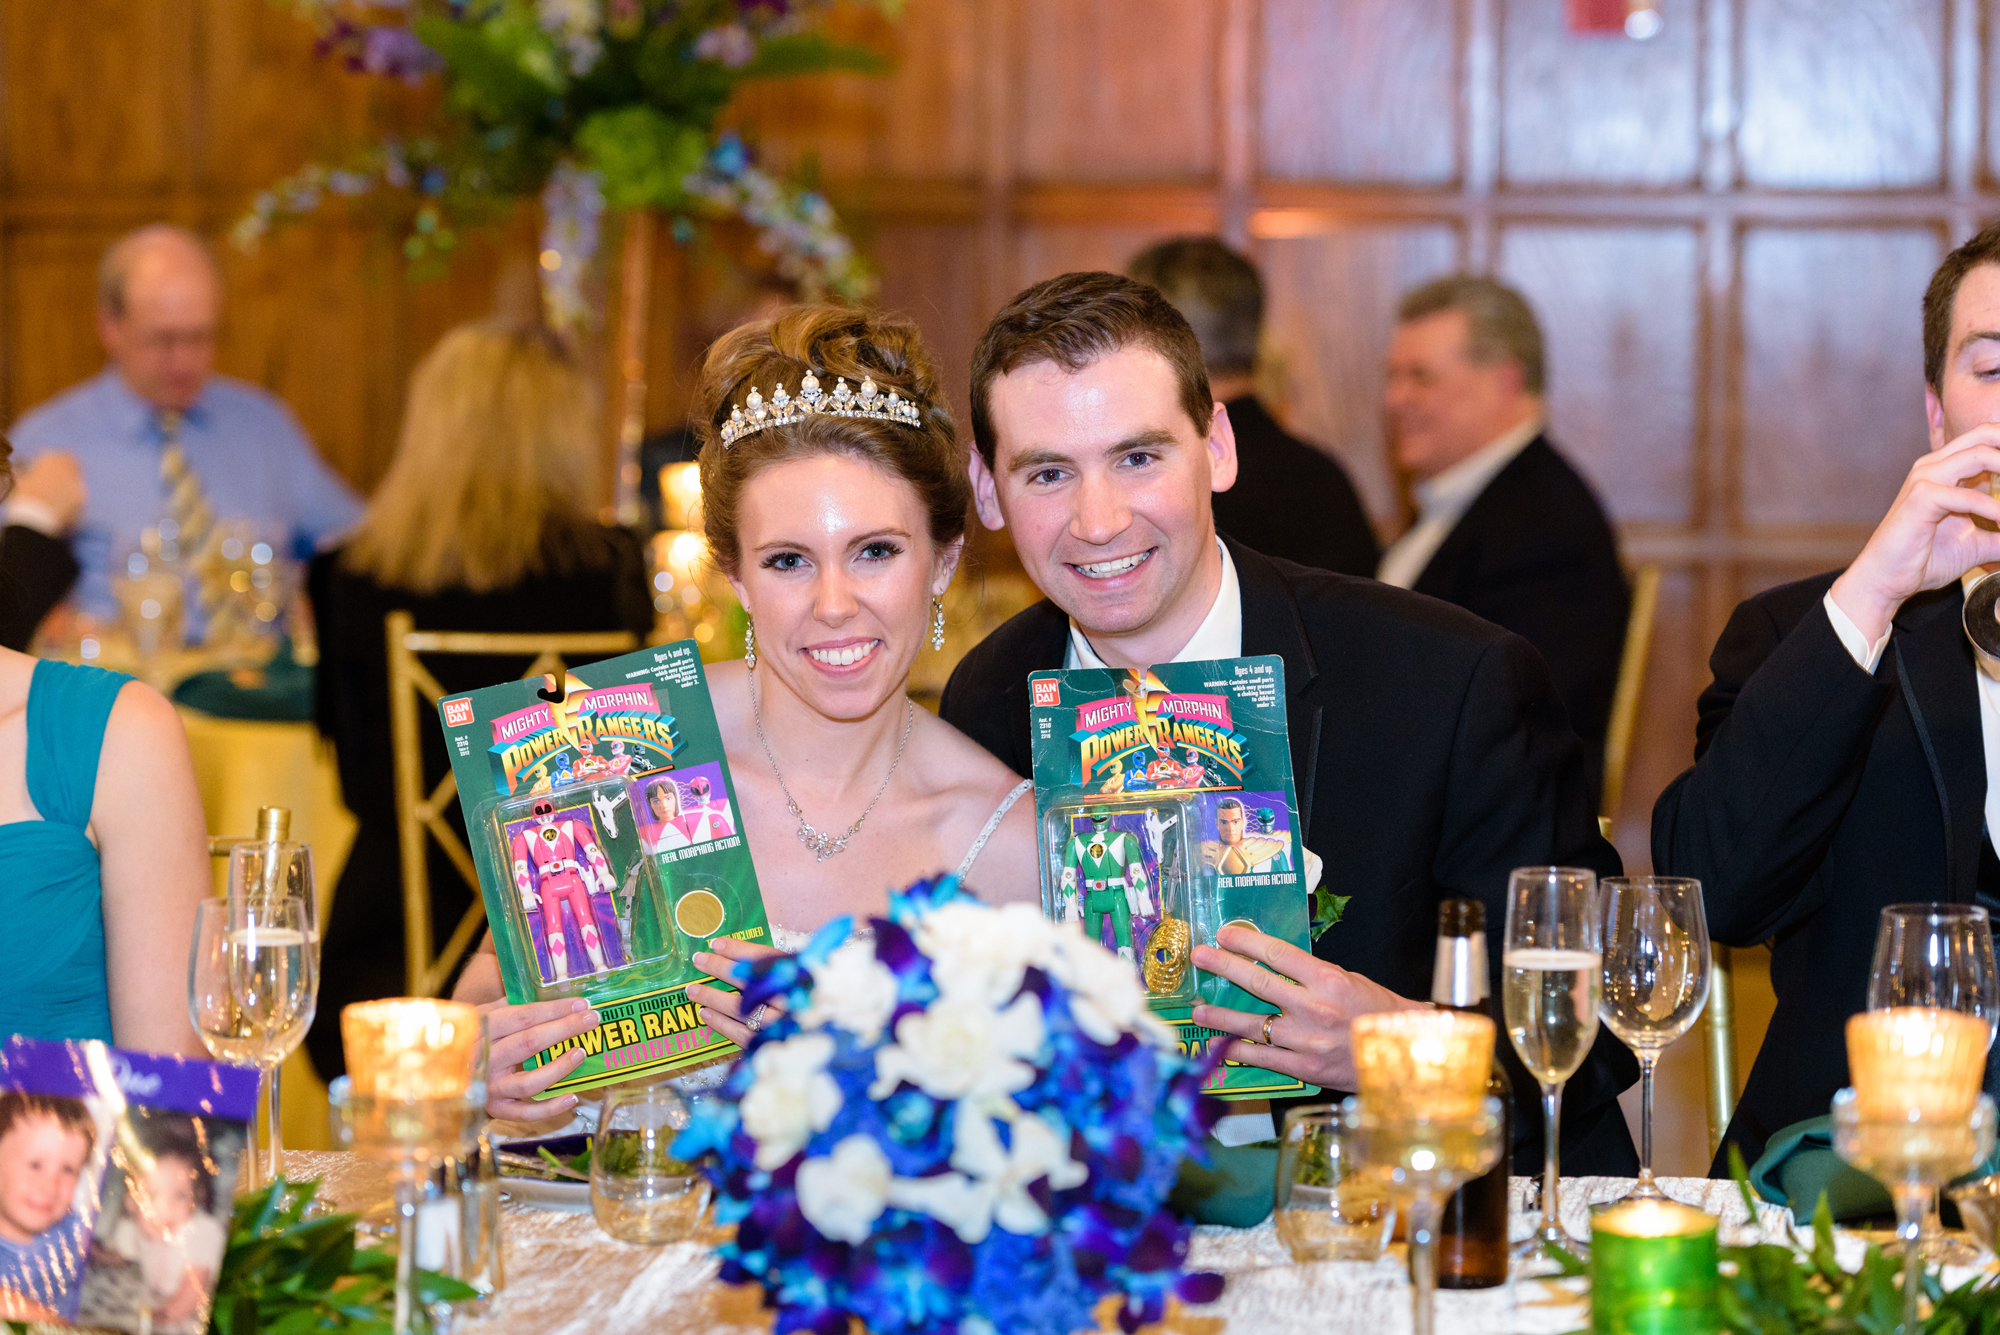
675, 888, 726, 938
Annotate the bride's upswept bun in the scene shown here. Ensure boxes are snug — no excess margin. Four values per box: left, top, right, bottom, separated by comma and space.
693, 305, 969, 575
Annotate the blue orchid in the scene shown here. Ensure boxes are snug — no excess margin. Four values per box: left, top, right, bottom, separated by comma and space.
677, 875, 1225, 1335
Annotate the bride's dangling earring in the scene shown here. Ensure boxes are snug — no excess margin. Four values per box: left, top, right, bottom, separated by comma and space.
745, 615, 757, 671
930, 595, 945, 652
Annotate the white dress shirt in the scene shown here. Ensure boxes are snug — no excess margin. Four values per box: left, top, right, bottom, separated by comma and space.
1377, 415, 1544, 589
1824, 584, 2000, 854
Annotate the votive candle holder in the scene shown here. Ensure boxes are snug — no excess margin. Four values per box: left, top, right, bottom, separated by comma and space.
1351, 1009, 1495, 1119
1845, 1007, 1987, 1121
1589, 1198, 1718, 1335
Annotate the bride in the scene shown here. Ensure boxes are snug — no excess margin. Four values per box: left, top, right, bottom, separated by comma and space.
457, 306, 1039, 1120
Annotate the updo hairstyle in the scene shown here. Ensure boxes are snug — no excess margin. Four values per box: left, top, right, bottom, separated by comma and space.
693, 305, 969, 576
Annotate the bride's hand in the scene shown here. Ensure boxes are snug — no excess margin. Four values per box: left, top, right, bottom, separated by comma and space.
478, 996, 601, 1122
687, 937, 788, 1047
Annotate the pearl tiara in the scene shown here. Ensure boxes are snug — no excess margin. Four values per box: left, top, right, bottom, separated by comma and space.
719, 370, 925, 448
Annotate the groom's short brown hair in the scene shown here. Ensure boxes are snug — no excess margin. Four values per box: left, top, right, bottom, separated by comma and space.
969, 271, 1214, 466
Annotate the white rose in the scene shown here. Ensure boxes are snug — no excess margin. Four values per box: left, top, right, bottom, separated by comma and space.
1043, 931, 1150, 1045
917, 901, 1055, 1008
799, 939, 901, 1043
869, 993, 1045, 1102
949, 1106, 1089, 1238
739, 1032, 842, 1170
796, 1134, 891, 1243
885, 1170, 991, 1243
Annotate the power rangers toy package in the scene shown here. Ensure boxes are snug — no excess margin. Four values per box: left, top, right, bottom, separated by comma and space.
439, 642, 770, 1098
1029, 657, 1315, 1100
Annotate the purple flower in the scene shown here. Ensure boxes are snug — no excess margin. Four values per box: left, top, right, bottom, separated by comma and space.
694, 23, 757, 68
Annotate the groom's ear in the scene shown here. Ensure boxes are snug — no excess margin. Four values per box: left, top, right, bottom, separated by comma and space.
969, 450, 1007, 531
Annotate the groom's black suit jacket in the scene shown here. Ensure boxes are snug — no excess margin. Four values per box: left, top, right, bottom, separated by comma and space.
941, 537, 1640, 1176
1654, 574, 1996, 1173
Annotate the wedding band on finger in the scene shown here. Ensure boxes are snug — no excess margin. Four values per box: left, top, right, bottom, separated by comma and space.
746, 1004, 770, 1033
1260, 1012, 1279, 1045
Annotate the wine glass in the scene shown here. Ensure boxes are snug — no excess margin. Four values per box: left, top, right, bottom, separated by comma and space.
1868, 902, 1998, 1264
1599, 876, 1711, 1203
591, 1086, 708, 1244
1502, 866, 1602, 1267
188, 896, 315, 1193
1346, 1095, 1505, 1335
1273, 1104, 1395, 1262
228, 840, 318, 1183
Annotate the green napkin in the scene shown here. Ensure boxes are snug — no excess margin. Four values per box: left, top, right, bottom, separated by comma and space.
1749, 1115, 2000, 1223
171, 637, 315, 722
1169, 1139, 1279, 1228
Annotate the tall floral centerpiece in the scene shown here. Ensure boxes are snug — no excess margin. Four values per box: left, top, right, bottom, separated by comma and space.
243, 0, 888, 522
245, 0, 881, 306
677, 876, 1225, 1335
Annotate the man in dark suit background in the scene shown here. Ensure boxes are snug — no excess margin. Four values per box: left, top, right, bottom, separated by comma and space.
1127, 237, 1380, 577
1377, 276, 1628, 792
1654, 221, 2000, 1173
0, 450, 84, 651
942, 270, 1637, 1175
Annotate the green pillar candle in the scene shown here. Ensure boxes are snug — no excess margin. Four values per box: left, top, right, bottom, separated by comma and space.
1590, 1199, 1719, 1335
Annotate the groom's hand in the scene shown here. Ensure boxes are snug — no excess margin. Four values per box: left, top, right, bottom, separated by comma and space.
1191, 925, 1424, 1091
1830, 424, 2000, 644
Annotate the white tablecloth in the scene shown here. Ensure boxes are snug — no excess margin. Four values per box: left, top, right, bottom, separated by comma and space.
283, 1153, 1792, 1334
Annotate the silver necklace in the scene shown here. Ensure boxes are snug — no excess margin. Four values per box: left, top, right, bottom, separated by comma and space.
752, 672, 914, 862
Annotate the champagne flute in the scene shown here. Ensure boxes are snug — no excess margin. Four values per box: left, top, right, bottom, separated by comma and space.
1599, 876, 1710, 1203
1502, 866, 1602, 1267
1868, 902, 1998, 1264
188, 896, 314, 1193
228, 840, 319, 1182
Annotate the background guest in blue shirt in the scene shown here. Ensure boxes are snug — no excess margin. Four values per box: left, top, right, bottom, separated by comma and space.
7, 224, 361, 633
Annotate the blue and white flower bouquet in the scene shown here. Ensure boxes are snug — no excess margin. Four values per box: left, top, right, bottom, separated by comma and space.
675, 875, 1225, 1335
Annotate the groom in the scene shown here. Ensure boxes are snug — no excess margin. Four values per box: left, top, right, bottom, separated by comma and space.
941, 271, 1638, 1175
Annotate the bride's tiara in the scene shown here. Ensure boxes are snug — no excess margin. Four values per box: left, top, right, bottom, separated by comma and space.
719, 371, 924, 448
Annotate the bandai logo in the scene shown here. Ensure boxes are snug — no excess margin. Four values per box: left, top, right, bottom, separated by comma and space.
443, 698, 475, 727
1032, 679, 1060, 708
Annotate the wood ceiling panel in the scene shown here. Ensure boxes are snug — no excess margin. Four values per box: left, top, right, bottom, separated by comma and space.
1499, 0, 1700, 187
1498, 224, 1701, 525
198, 0, 412, 193
3, 0, 187, 191
724, 0, 979, 182
1738, 0, 1945, 189
1740, 225, 1941, 527
1261, 0, 1458, 185
1257, 224, 1463, 523
3, 227, 118, 426
1017, 0, 1218, 181
870, 221, 987, 426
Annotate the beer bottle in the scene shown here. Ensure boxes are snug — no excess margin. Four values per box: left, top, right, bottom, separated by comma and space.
1427, 898, 1512, 1288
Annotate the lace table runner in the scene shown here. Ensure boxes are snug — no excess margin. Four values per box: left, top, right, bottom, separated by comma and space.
279, 1153, 1789, 1335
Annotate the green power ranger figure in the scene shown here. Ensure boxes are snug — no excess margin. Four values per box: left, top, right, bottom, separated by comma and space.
1060, 809, 1152, 961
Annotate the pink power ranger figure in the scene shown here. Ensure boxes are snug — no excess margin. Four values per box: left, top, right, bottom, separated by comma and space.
672, 775, 736, 845
511, 799, 623, 982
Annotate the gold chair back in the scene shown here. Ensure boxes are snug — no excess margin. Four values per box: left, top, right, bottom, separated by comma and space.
1703, 944, 1740, 1157
1600, 562, 1662, 826
385, 610, 641, 997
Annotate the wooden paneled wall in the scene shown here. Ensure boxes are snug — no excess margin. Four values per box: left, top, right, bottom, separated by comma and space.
3, 0, 1991, 1172
725, 0, 1993, 895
